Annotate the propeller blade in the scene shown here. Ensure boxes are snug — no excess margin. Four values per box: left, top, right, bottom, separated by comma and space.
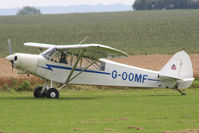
11, 60, 14, 72
8, 38, 13, 55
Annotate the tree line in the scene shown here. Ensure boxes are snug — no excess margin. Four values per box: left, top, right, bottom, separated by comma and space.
133, 0, 199, 10
17, 6, 41, 15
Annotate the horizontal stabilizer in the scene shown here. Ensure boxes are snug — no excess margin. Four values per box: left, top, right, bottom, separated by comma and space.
159, 74, 181, 80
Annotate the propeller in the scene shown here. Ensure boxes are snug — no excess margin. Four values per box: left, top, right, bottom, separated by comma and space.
7, 38, 14, 72
8, 38, 13, 55
11, 60, 14, 72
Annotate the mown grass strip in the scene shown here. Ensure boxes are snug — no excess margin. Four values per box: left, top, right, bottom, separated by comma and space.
0, 88, 198, 133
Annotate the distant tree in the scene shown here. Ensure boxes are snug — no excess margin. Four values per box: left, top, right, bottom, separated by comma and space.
17, 6, 41, 15
133, 0, 199, 10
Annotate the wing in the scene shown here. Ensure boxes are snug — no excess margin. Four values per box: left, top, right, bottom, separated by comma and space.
56, 44, 128, 59
24, 42, 56, 49
25, 42, 128, 59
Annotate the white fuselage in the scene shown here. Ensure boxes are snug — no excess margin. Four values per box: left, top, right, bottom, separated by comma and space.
8, 53, 178, 89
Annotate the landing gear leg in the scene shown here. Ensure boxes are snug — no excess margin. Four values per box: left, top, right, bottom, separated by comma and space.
175, 85, 186, 95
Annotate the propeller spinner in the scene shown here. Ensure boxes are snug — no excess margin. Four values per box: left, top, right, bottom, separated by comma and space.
6, 54, 15, 72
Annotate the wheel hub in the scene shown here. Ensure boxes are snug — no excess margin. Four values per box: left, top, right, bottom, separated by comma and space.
50, 92, 56, 98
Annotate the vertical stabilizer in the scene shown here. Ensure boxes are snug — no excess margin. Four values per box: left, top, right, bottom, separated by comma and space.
160, 51, 193, 79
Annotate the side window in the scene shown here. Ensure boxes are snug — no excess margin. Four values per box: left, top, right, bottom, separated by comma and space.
100, 62, 105, 71
78, 57, 106, 71
42, 49, 106, 71
50, 51, 69, 64
59, 51, 68, 64
91, 61, 105, 71
50, 51, 61, 63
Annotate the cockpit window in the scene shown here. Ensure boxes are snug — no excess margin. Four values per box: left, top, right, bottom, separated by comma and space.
41, 48, 106, 71
72, 55, 106, 71
59, 51, 68, 64
42, 48, 68, 64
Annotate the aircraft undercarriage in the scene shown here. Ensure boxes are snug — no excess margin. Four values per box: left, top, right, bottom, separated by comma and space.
34, 80, 60, 98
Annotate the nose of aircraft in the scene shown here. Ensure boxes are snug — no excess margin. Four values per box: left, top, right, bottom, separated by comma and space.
6, 54, 15, 71
6, 54, 14, 61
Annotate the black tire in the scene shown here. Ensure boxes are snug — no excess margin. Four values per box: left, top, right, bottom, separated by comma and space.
46, 88, 59, 98
34, 87, 46, 98
182, 93, 186, 95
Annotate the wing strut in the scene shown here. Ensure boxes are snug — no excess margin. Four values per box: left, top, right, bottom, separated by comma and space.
67, 60, 96, 84
65, 50, 84, 84
57, 50, 96, 90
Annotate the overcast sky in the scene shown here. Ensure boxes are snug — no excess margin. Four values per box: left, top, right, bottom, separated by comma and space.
0, 0, 135, 9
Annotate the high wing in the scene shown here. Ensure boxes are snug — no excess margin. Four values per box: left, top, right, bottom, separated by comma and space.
25, 42, 128, 59
24, 42, 56, 49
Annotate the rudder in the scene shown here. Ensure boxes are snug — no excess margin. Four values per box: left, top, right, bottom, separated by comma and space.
160, 50, 193, 79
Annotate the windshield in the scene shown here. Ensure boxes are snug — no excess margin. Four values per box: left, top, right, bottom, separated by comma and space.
41, 47, 57, 60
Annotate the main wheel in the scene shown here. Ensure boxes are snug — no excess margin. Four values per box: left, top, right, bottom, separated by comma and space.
181, 92, 186, 95
34, 87, 46, 98
46, 88, 59, 98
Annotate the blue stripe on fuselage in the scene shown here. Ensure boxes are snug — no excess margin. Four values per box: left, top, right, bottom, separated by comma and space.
40, 64, 160, 82
147, 78, 160, 82
40, 64, 111, 75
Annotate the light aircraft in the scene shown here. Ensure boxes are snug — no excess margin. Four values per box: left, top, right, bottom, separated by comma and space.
6, 42, 194, 98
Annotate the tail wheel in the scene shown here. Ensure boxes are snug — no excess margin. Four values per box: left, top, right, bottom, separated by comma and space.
46, 88, 59, 98
34, 87, 46, 98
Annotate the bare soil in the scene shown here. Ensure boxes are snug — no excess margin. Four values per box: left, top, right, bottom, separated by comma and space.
0, 54, 199, 88
0, 58, 43, 89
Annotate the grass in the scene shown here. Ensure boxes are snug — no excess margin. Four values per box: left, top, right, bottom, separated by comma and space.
0, 88, 199, 133
1, 10, 199, 57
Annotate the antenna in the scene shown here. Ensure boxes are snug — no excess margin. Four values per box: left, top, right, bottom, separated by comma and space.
79, 36, 88, 45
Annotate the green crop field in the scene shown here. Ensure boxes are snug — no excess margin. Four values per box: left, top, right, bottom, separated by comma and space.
0, 10, 199, 57
0, 87, 199, 133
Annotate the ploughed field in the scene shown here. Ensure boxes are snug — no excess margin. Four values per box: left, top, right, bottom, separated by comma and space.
0, 53, 199, 88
